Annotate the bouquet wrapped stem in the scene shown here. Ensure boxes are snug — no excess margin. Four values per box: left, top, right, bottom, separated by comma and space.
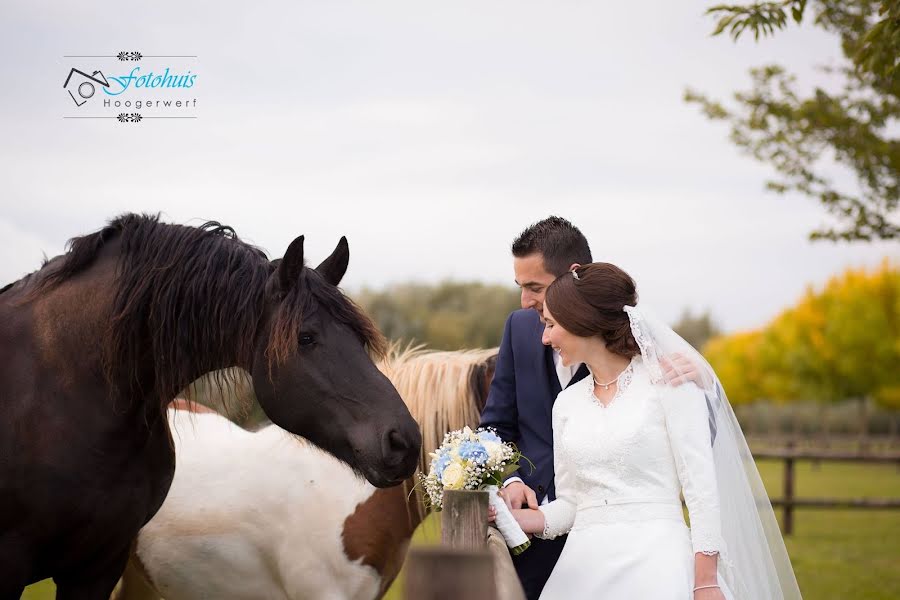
485, 485, 531, 555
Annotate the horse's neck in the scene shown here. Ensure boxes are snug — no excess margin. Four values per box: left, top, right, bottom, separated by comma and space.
404, 477, 427, 532
248, 427, 426, 580
339, 474, 423, 594
364, 477, 425, 533
22, 253, 120, 394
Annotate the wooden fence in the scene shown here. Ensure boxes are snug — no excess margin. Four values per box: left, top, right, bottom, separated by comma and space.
405, 490, 525, 600
753, 442, 900, 535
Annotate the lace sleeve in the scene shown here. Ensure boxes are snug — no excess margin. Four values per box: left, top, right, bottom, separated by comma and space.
659, 382, 725, 556
536, 398, 576, 540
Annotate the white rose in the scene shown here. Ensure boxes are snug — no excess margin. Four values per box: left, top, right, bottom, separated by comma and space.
442, 462, 466, 490
483, 441, 503, 461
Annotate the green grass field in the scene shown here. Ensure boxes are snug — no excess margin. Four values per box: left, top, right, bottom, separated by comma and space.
22, 460, 900, 600
754, 460, 900, 600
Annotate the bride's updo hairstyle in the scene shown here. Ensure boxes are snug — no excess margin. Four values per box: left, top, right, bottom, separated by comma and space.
545, 262, 640, 359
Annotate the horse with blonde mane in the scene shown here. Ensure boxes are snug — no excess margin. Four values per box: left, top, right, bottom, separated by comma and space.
114, 346, 505, 600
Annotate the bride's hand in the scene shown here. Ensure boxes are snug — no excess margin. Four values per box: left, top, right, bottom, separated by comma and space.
510, 508, 544, 536
694, 587, 725, 600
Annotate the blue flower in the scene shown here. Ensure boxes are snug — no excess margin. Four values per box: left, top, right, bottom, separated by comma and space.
477, 429, 501, 444
459, 441, 488, 465
434, 453, 451, 481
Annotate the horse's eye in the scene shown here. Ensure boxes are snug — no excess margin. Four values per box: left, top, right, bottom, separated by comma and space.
299, 334, 316, 347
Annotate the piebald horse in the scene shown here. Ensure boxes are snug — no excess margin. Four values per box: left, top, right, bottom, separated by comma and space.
115, 347, 500, 600
0, 214, 420, 598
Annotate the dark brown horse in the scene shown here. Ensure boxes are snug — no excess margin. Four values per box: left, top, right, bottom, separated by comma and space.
0, 213, 421, 599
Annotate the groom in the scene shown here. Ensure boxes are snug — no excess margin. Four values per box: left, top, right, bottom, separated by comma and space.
480, 216, 705, 599
479, 216, 592, 599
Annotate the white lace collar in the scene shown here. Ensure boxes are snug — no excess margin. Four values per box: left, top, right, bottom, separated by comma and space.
586, 355, 639, 408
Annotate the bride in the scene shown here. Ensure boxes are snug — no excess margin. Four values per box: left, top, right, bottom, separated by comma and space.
501, 263, 801, 599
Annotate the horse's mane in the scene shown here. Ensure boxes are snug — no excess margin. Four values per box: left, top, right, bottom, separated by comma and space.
379, 345, 498, 475
1, 255, 63, 296
28, 213, 385, 411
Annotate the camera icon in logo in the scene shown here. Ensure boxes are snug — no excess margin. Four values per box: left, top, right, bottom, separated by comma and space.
63, 68, 110, 106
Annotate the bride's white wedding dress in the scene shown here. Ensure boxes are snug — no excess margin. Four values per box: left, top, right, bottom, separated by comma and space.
537, 356, 735, 599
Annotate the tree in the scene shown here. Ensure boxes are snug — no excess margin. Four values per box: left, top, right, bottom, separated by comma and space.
685, 1, 899, 241
703, 261, 900, 406
704, 330, 768, 405
673, 308, 722, 350
355, 281, 521, 350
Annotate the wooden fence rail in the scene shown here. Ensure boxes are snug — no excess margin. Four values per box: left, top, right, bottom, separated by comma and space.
405, 547, 496, 600
753, 445, 900, 535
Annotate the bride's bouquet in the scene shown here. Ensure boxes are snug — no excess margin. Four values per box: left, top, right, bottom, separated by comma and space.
420, 426, 531, 555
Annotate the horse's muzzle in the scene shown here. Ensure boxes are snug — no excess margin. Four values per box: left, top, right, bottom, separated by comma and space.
373, 422, 421, 486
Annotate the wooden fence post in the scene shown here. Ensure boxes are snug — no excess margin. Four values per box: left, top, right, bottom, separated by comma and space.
404, 490, 496, 599
441, 489, 489, 550
437, 489, 526, 600
405, 547, 496, 600
859, 397, 870, 453
783, 440, 795, 535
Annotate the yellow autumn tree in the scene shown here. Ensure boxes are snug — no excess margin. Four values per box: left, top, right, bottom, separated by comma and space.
704, 260, 900, 407
704, 331, 766, 405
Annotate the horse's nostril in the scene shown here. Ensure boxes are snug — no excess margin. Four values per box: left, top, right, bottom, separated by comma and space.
388, 429, 408, 452
383, 429, 412, 468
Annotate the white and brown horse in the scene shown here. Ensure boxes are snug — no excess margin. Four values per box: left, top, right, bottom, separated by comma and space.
115, 347, 500, 600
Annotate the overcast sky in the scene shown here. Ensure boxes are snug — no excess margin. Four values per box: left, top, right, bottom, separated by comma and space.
0, 1, 895, 332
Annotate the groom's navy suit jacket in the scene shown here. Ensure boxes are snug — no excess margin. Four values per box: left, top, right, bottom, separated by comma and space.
479, 308, 590, 504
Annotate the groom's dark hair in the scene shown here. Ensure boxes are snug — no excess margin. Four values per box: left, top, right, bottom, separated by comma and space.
512, 216, 592, 276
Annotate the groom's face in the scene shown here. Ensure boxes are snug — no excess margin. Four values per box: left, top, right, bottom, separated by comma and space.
514, 253, 556, 316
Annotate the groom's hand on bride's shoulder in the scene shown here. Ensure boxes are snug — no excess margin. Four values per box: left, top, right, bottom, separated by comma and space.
500, 481, 539, 510
661, 352, 702, 387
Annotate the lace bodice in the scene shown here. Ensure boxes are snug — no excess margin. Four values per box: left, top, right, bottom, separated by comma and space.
538, 357, 724, 557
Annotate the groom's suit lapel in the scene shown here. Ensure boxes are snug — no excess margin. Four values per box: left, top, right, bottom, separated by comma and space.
526, 313, 560, 427
542, 344, 562, 424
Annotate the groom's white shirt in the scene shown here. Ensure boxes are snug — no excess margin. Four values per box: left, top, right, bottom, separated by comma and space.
503, 349, 580, 505
554, 350, 579, 389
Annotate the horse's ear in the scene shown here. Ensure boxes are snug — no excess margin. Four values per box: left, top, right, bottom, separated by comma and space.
315, 236, 349, 287
278, 235, 305, 290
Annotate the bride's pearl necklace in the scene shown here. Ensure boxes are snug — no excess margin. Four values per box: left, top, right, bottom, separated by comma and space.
593, 365, 629, 390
